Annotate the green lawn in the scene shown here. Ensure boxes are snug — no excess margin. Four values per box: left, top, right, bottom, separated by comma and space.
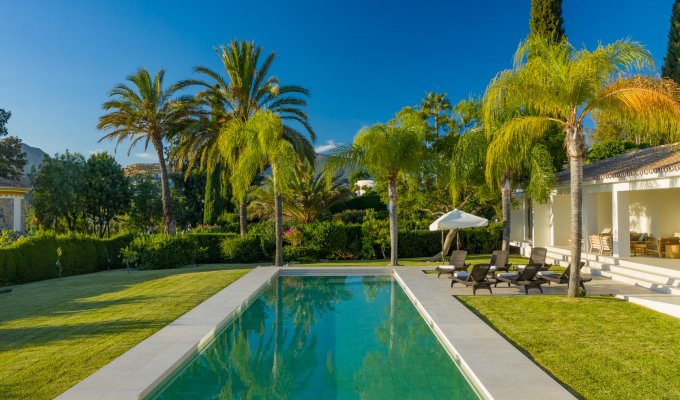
459, 296, 680, 400
0, 264, 252, 400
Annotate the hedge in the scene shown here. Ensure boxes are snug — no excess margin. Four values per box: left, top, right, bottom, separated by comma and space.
0, 233, 135, 285
189, 232, 238, 263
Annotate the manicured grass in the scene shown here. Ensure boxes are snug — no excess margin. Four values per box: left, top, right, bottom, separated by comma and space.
458, 296, 680, 400
0, 264, 252, 400
298, 254, 529, 268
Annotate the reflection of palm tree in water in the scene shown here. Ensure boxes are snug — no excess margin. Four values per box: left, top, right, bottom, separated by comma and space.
354, 283, 478, 400
153, 276, 353, 399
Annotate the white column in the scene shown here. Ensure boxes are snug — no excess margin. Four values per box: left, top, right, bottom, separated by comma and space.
548, 194, 556, 247
612, 190, 630, 257
13, 197, 21, 231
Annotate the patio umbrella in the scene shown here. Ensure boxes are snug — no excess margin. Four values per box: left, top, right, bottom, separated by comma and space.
429, 209, 489, 256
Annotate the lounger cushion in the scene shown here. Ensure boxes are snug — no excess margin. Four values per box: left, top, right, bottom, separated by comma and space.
496, 273, 516, 280
453, 271, 469, 279
437, 265, 456, 271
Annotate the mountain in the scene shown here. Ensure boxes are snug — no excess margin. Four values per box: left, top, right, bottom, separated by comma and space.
20, 143, 48, 184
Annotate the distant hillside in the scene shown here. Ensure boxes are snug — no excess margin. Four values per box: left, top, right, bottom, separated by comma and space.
20, 143, 48, 184
124, 163, 161, 178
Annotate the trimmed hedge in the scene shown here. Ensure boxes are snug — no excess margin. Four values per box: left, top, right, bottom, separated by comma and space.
0, 233, 135, 285
189, 232, 238, 263
221, 235, 270, 263
125, 234, 202, 270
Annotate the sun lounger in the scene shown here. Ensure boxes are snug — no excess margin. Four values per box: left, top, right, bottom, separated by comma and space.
488, 250, 512, 276
451, 263, 492, 295
436, 250, 469, 278
495, 263, 544, 294
517, 247, 550, 272
538, 262, 592, 294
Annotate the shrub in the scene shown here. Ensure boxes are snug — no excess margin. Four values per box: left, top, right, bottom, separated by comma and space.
283, 245, 322, 263
220, 235, 268, 263
332, 209, 367, 224
125, 234, 202, 270
0, 232, 135, 285
330, 192, 386, 213
215, 212, 240, 233
189, 232, 238, 263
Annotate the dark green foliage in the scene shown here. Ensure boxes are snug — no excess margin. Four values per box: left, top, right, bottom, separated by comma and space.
125, 234, 201, 270
332, 209, 367, 224
220, 235, 268, 263
171, 170, 206, 229
330, 192, 385, 213
663, 0, 680, 83
202, 166, 231, 225
215, 212, 241, 233
0, 232, 134, 285
84, 153, 130, 237
189, 232, 238, 263
0, 109, 27, 181
586, 140, 648, 163
282, 245, 323, 263
529, 0, 566, 44
127, 175, 163, 232
31, 151, 87, 231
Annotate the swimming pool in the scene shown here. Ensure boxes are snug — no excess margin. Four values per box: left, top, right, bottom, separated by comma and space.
148, 275, 479, 399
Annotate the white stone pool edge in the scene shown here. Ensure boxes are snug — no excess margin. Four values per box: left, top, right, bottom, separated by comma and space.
57, 266, 575, 400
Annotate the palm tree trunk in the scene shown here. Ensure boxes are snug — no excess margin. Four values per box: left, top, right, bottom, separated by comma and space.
387, 178, 398, 266
567, 125, 584, 298
427, 229, 456, 262
153, 137, 176, 234
273, 177, 284, 267
501, 172, 512, 251
239, 201, 248, 236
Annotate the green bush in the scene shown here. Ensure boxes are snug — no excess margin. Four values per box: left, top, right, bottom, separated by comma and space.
0, 232, 135, 285
220, 235, 268, 263
125, 234, 202, 270
189, 232, 238, 263
330, 192, 386, 213
283, 245, 322, 263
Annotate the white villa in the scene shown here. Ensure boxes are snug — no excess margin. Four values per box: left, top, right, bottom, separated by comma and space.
510, 143, 680, 298
0, 177, 30, 232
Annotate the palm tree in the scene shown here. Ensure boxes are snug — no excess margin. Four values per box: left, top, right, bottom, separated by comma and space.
98, 68, 194, 234
220, 110, 302, 266
178, 40, 315, 236
325, 112, 428, 266
421, 92, 452, 138
484, 36, 680, 297
249, 161, 352, 224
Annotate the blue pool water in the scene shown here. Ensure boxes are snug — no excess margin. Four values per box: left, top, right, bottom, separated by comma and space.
149, 275, 478, 399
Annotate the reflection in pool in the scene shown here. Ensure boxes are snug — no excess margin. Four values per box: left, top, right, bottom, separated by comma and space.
150, 275, 478, 399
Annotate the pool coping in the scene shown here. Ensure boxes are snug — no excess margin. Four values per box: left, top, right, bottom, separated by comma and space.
57, 266, 575, 400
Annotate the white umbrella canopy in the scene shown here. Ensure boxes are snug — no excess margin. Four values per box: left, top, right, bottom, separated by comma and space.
430, 209, 489, 257
429, 209, 488, 231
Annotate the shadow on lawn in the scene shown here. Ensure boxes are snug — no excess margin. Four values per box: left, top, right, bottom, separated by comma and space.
0, 264, 253, 325
0, 318, 167, 351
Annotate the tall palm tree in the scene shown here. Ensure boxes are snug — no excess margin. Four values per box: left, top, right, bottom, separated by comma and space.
325, 112, 428, 266
484, 36, 680, 297
98, 68, 194, 234
421, 92, 452, 138
220, 110, 301, 266
178, 40, 315, 236
249, 160, 352, 224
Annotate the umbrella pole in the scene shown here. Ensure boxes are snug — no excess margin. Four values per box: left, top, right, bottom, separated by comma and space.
441, 230, 444, 264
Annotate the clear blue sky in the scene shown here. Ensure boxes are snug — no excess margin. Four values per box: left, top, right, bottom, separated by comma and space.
0, 0, 675, 165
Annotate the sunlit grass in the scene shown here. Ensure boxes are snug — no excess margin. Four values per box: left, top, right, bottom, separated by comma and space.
459, 296, 680, 400
0, 264, 252, 400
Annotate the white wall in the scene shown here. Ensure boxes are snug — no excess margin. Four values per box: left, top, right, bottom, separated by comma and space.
551, 194, 571, 246
629, 188, 680, 238
596, 192, 612, 233
510, 198, 528, 242
533, 201, 550, 247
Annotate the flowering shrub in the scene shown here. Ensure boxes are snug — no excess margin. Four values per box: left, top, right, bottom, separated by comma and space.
283, 227, 303, 247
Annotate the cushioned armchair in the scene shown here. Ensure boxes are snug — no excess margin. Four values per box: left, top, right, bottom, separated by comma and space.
630, 232, 658, 256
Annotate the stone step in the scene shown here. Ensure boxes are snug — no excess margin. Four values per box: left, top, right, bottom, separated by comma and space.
584, 267, 680, 295
585, 262, 680, 287
615, 295, 680, 319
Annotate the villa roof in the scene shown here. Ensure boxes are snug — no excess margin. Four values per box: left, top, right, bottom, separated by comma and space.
0, 177, 30, 190
555, 143, 680, 184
